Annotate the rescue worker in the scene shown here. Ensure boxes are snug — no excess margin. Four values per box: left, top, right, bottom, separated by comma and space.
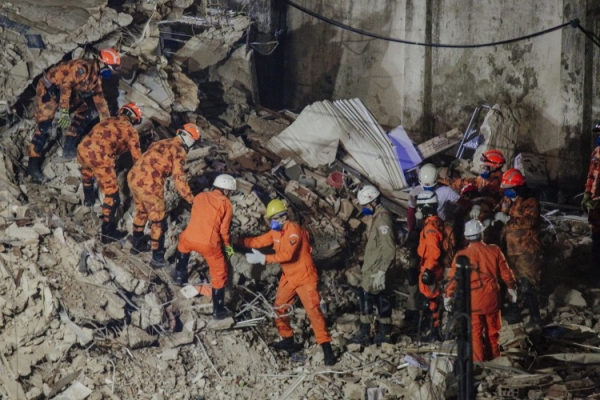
127, 123, 200, 268
77, 102, 143, 244
444, 219, 517, 362
407, 163, 460, 231
172, 174, 236, 319
240, 199, 336, 366
463, 150, 506, 221
582, 120, 600, 270
28, 48, 121, 183
349, 185, 396, 346
416, 191, 446, 341
495, 168, 542, 326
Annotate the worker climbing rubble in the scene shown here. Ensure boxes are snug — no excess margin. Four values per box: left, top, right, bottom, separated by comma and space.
496, 168, 543, 327
348, 185, 396, 346
173, 174, 236, 320
416, 191, 446, 342
239, 199, 336, 366
77, 102, 143, 244
128, 123, 199, 268
445, 219, 517, 361
582, 120, 600, 272
28, 48, 121, 183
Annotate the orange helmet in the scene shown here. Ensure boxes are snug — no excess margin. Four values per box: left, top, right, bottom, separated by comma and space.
480, 149, 506, 168
501, 168, 525, 188
178, 123, 201, 149
119, 102, 142, 125
99, 48, 121, 66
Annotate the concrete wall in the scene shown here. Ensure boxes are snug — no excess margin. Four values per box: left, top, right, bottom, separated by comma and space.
284, 0, 599, 189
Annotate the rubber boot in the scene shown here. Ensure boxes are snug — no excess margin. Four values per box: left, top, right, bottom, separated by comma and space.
150, 232, 168, 269
27, 157, 48, 184
130, 231, 150, 255
101, 221, 127, 244
271, 336, 302, 354
349, 290, 373, 345
321, 342, 336, 366
374, 324, 393, 345
62, 135, 78, 160
349, 323, 372, 346
172, 252, 190, 286
524, 293, 542, 328
83, 185, 95, 207
212, 288, 232, 320
504, 302, 522, 325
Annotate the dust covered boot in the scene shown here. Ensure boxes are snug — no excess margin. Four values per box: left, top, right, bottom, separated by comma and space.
212, 288, 232, 320
271, 336, 302, 354
321, 342, 336, 366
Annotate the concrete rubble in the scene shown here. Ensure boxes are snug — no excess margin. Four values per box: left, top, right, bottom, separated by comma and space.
0, 1, 599, 399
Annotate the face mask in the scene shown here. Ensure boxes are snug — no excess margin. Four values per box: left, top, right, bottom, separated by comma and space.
504, 188, 517, 199
480, 170, 491, 180
361, 207, 373, 216
100, 67, 113, 78
423, 186, 434, 191
270, 219, 282, 231
596, 135, 600, 147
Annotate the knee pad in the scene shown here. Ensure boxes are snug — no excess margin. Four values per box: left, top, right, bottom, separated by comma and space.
32, 121, 53, 154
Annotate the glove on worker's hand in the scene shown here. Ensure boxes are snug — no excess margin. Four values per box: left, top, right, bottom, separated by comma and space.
371, 270, 386, 292
56, 108, 70, 128
469, 205, 481, 220
245, 248, 266, 265
494, 212, 510, 224
443, 296, 452, 312
582, 192, 595, 212
224, 245, 234, 260
508, 288, 518, 303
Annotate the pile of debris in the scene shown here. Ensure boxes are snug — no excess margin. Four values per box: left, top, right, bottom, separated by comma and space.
1, 1, 600, 399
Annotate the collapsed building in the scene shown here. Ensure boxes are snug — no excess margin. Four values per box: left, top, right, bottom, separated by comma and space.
1, 0, 600, 399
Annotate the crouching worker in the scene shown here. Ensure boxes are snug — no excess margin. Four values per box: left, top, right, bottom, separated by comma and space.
445, 220, 517, 361
349, 185, 396, 346
240, 199, 336, 366
173, 174, 236, 320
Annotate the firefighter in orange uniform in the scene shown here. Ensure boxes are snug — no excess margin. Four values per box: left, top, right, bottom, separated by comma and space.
173, 174, 236, 319
416, 191, 446, 342
445, 220, 517, 362
77, 102, 143, 243
28, 49, 121, 183
495, 168, 542, 326
582, 121, 600, 270
127, 123, 199, 268
240, 199, 336, 366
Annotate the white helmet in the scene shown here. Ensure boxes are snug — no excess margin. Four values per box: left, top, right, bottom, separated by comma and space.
213, 174, 237, 191
418, 163, 438, 189
416, 190, 438, 206
464, 219, 484, 240
357, 185, 380, 205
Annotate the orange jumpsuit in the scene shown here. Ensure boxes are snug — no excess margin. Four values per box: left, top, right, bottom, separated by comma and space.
77, 115, 142, 222
30, 59, 110, 158
240, 221, 331, 344
177, 190, 233, 289
446, 242, 517, 361
128, 137, 194, 250
501, 196, 542, 288
418, 215, 446, 328
585, 147, 600, 266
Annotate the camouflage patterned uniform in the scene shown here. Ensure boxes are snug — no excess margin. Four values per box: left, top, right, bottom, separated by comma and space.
77, 115, 142, 223
30, 59, 110, 158
127, 137, 194, 251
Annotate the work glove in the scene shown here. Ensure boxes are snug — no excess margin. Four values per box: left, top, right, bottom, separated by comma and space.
508, 288, 518, 303
224, 245, 234, 260
494, 212, 510, 224
56, 108, 70, 128
469, 205, 481, 220
582, 192, 595, 211
245, 248, 266, 265
443, 296, 452, 313
371, 270, 386, 292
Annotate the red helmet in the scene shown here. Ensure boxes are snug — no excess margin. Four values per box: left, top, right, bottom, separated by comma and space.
460, 183, 478, 197
98, 48, 121, 67
119, 102, 142, 125
501, 168, 525, 188
480, 149, 506, 168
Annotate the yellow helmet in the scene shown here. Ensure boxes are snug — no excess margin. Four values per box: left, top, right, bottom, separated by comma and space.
265, 199, 288, 219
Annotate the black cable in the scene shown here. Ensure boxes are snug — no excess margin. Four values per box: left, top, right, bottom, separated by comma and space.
578, 24, 600, 49
285, 0, 578, 49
